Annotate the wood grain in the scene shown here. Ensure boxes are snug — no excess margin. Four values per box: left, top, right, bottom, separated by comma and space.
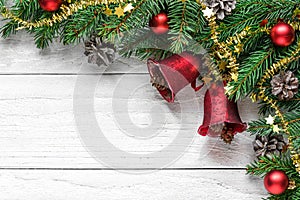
0, 170, 267, 199
0, 32, 147, 74
0, 25, 266, 199
0, 75, 259, 168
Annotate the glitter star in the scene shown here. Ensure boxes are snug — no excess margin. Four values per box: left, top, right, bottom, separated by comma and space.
104, 7, 112, 16
114, 5, 124, 18
202, 7, 214, 18
124, 3, 134, 13
273, 125, 280, 133
265, 115, 275, 125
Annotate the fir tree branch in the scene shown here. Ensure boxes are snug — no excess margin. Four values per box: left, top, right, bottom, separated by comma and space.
229, 48, 275, 99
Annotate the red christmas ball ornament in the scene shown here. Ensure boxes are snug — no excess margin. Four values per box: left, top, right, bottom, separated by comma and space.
149, 12, 169, 35
270, 22, 295, 47
264, 170, 289, 195
38, 0, 62, 12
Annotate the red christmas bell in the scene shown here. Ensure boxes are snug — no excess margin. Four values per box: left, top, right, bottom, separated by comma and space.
147, 52, 202, 103
198, 82, 247, 143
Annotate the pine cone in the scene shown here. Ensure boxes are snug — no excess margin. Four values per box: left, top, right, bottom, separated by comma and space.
220, 125, 235, 144
253, 134, 287, 158
205, 0, 237, 20
271, 71, 299, 101
84, 34, 116, 67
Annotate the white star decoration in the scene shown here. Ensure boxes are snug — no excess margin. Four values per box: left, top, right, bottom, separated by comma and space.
265, 115, 275, 125
124, 3, 134, 13
202, 7, 214, 18
273, 125, 280, 133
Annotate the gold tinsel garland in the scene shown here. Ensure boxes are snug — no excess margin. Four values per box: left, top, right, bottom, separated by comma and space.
204, 6, 300, 176
206, 14, 240, 82
256, 42, 300, 176
0, 0, 131, 30
205, 10, 266, 82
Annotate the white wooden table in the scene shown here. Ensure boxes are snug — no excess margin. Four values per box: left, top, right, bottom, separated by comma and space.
0, 27, 268, 199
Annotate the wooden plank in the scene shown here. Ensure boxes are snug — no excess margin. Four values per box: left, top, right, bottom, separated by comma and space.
0, 170, 267, 199
0, 30, 147, 74
0, 75, 259, 168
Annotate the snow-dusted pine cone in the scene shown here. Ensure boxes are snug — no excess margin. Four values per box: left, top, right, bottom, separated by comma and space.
271, 71, 299, 101
205, 0, 237, 20
84, 34, 116, 67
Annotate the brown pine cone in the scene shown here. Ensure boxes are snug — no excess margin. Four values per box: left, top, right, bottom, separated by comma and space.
205, 0, 237, 20
84, 34, 116, 67
271, 71, 299, 101
253, 134, 288, 158
221, 125, 235, 144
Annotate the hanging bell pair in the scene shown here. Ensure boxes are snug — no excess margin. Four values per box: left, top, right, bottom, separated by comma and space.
147, 53, 247, 143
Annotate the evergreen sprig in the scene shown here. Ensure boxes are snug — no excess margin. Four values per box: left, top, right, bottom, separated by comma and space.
219, 0, 298, 41
247, 155, 300, 199
247, 154, 296, 176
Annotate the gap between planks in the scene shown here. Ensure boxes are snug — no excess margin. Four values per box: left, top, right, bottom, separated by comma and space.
0, 73, 149, 76
0, 168, 247, 171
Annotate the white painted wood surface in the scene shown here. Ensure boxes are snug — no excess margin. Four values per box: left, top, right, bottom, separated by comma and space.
0, 31, 146, 74
0, 170, 266, 200
0, 29, 268, 199
0, 75, 258, 168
